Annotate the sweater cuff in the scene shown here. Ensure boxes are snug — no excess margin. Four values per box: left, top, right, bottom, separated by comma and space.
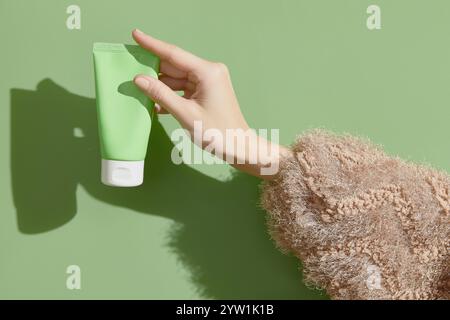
261, 130, 449, 300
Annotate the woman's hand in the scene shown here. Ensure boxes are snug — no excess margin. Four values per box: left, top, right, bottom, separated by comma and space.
132, 29, 288, 179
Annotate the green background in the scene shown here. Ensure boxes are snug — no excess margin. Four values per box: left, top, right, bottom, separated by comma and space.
1, 0, 449, 299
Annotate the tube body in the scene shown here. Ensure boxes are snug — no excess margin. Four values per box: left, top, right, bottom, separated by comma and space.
93, 43, 159, 186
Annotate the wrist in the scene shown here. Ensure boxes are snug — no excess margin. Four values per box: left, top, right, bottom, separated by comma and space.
227, 132, 289, 179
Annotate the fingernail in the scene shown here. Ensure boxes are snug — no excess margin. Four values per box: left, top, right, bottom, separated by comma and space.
154, 103, 161, 113
134, 76, 149, 90
134, 28, 143, 35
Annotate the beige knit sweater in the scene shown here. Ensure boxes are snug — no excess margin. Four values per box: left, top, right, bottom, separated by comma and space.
262, 130, 449, 300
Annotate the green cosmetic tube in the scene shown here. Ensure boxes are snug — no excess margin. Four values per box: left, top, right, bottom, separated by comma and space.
93, 43, 159, 187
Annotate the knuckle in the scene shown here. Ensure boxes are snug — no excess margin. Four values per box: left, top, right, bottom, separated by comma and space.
152, 90, 163, 103
166, 44, 180, 64
214, 62, 229, 75
148, 82, 162, 101
206, 62, 229, 80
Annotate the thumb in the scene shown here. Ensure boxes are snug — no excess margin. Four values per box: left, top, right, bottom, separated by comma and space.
134, 75, 186, 118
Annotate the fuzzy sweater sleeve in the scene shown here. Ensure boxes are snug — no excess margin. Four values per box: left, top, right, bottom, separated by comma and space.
261, 130, 449, 300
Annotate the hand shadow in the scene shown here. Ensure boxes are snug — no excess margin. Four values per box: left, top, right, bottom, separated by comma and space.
10, 78, 327, 299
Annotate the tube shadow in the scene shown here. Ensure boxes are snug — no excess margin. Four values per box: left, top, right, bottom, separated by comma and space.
10, 78, 327, 299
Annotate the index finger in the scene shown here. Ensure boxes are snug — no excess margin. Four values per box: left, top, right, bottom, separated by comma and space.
132, 29, 206, 74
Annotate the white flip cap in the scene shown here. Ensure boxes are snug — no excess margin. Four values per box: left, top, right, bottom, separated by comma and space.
101, 159, 144, 187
